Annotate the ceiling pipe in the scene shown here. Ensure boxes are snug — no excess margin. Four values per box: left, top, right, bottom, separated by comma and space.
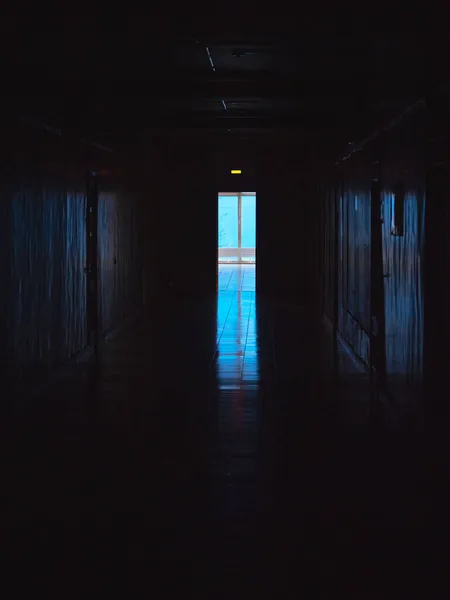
337, 96, 425, 164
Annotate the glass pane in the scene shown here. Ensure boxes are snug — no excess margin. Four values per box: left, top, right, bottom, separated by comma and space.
218, 195, 238, 248
241, 195, 256, 248
241, 195, 256, 262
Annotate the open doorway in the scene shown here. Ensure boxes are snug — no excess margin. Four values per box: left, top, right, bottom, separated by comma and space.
218, 192, 256, 292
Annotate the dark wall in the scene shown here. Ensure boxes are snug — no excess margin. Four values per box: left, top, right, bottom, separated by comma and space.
257, 148, 320, 301
321, 187, 337, 323
143, 139, 321, 304
215, 149, 256, 194
98, 173, 143, 333
322, 104, 426, 399
379, 115, 425, 386
338, 153, 372, 367
1, 121, 142, 381
424, 87, 450, 410
145, 141, 216, 300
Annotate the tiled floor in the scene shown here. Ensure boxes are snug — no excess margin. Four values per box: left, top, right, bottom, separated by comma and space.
218, 263, 256, 292
2, 273, 440, 594
217, 263, 257, 389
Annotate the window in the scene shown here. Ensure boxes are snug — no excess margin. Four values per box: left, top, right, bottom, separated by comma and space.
218, 193, 256, 263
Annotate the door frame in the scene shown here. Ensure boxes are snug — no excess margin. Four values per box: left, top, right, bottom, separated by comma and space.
370, 171, 388, 400
85, 170, 99, 355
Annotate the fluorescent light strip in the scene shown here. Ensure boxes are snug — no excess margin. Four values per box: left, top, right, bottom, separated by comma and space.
205, 46, 215, 72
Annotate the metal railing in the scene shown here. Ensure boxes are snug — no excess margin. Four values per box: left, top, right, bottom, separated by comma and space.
218, 247, 255, 263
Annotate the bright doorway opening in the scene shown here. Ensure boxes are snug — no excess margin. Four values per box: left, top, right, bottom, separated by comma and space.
218, 192, 256, 293
218, 192, 256, 264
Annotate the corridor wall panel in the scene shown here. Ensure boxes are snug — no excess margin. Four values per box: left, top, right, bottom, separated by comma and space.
380, 114, 425, 385
322, 103, 426, 401
338, 155, 372, 368
3, 128, 88, 372
98, 182, 141, 334
1, 121, 142, 383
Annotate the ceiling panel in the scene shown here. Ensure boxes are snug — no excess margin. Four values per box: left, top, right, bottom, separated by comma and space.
0, 16, 426, 154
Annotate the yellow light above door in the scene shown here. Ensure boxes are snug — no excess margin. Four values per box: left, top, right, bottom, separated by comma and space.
231, 169, 242, 174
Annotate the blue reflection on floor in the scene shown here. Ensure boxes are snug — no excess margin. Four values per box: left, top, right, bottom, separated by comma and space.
218, 263, 256, 292
216, 265, 259, 390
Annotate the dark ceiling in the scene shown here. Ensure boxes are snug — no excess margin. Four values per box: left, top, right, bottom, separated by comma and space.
1, 14, 426, 156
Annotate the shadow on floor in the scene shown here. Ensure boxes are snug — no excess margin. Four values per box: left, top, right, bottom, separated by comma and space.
1, 294, 446, 595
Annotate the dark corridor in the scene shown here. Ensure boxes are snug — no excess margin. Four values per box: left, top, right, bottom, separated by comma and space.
1, 14, 449, 596
2, 289, 434, 595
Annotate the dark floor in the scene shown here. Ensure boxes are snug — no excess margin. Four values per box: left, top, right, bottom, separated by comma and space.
1, 268, 446, 595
